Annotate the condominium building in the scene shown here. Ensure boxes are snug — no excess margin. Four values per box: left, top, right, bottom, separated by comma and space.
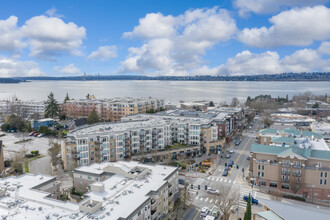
73, 161, 179, 219
61, 97, 165, 122
0, 100, 46, 118
62, 116, 223, 170
250, 144, 330, 202
0, 162, 178, 220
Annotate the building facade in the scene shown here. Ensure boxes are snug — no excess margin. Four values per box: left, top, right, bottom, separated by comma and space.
0, 100, 46, 118
250, 144, 330, 202
62, 116, 224, 170
61, 97, 165, 122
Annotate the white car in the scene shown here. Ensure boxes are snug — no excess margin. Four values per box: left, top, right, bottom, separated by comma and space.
207, 188, 219, 194
229, 149, 234, 154
200, 207, 210, 217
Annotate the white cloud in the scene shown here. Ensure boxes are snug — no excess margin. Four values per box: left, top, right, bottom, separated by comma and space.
238, 6, 330, 47
318, 41, 330, 55
0, 57, 43, 77
21, 15, 86, 59
53, 63, 81, 74
213, 45, 330, 75
0, 16, 26, 52
88, 46, 117, 61
120, 7, 237, 74
233, 0, 327, 16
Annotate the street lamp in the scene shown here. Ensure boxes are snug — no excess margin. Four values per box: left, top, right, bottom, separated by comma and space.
312, 185, 315, 204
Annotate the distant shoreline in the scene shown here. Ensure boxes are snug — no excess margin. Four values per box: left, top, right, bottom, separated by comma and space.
0, 72, 329, 83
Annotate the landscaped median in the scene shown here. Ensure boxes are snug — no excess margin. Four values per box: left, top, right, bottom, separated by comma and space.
24, 155, 45, 173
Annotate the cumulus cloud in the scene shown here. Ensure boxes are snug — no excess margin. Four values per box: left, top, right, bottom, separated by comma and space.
0, 57, 43, 77
318, 41, 330, 55
0, 16, 26, 52
53, 63, 81, 74
214, 43, 330, 75
120, 7, 237, 75
238, 6, 330, 48
88, 46, 117, 61
21, 15, 86, 59
233, 0, 327, 16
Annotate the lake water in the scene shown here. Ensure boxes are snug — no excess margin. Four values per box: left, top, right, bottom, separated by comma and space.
0, 80, 329, 104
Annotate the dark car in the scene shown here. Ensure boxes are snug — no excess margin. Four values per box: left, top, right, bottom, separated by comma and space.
222, 170, 228, 176
247, 156, 250, 160
243, 196, 258, 204
228, 160, 234, 167
178, 179, 185, 185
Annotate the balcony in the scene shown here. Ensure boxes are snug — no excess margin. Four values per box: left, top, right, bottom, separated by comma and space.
293, 173, 301, 177
281, 163, 290, 167
282, 179, 290, 183
281, 171, 290, 175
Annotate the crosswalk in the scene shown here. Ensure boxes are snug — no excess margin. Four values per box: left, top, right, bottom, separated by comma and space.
237, 187, 256, 210
207, 176, 236, 184
195, 195, 219, 204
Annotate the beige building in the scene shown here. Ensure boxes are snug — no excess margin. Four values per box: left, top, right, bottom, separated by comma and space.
250, 144, 330, 202
62, 116, 223, 170
61, 97, 164, 122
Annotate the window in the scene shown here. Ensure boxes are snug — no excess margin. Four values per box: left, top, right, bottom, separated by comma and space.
320, 179, 323, 185
95, 177, 98, 181
88, 176, 91, 180
258, 172, 260, 177
270, 182, 277, 188
262, 165, 264, 170
259, 181, 266, 186
321, 172, 323, 178
262, 172, 264, 177
325, 172, 328, 178
258, 165, 260, 170
281, 184, 290, 190
325, 180, 327, 185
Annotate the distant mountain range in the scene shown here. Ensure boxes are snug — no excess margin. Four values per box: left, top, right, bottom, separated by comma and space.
1, 72, 329, 83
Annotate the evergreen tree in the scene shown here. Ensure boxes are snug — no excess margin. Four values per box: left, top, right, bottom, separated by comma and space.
64, 93, 70, 103
244, 194, 252, 220
45, 92, 60, 118
87, 109, 99, 124
86, 93, 90, 99
209, 101, 215, 107
285, 94, 289, 102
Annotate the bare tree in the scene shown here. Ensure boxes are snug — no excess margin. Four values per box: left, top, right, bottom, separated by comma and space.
290, 177, 302, 195
48, 142, 62, 172
269, 190, 282, 201
179, 182, 193, 210
262, 113, 273, 128
231, 97, 240, 107
210, 185, 239, 220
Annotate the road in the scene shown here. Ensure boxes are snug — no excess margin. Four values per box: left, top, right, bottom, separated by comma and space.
181, 117, 264, 219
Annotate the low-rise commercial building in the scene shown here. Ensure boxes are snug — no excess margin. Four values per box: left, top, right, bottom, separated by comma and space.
61, 97, 165, 122
250, 144, 330, 202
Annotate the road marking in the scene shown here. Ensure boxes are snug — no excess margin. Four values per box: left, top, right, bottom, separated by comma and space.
196, 195, 199, 199
216, 178, 219, 181
228, 180, 232, 183
205, 197, 209, 202
227, 137, 252, 177
200, 197, 204, 201
233, 180, 236, 184
211, 177, 215, 181
224, 179, 227, 183
215, 199, 218, 204
207, 176, 211, 180
210, 199, 213, 203
193, 208, 202, 220
220, 179, 223, 182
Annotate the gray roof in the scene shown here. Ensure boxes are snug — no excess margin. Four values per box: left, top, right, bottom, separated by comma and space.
258, 198, 330, 220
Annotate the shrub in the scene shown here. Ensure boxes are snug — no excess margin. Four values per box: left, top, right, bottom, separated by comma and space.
31, 150, 39, 156
25, 154, 34, 158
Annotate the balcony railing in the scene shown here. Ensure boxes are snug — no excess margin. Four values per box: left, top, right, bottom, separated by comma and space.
282, 179, 290, 183
293, 173, 301, 177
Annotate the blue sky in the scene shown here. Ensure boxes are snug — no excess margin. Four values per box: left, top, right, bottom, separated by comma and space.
0, 0, 329, 76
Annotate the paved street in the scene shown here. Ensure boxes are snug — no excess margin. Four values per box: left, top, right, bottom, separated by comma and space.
181, 117, 264, 219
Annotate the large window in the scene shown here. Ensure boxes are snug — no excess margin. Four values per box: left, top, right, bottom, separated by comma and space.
270, 182, 277, 188
281, 184, 290, 190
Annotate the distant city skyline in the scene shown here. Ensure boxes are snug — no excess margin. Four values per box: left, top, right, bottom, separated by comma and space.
0, 0, 329, 77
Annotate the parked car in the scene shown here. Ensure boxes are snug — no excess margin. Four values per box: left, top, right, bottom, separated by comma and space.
229, 149, 234, 154
200, 207, 210, 217
247, 156, 250, 160
37, 133, 45, 138
224, 166, 229, 171
235, 140, 241, 146
33, 132, 39, 137
225, 154, 230, 158
207, 188, 219, 194
243, 196, 258, 204
29, 131, 37, 136
222, 170, 228, 176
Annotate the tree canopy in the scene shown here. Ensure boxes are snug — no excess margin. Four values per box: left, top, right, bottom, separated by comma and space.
87, 109, 99, 124
45, 92, 60, 118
